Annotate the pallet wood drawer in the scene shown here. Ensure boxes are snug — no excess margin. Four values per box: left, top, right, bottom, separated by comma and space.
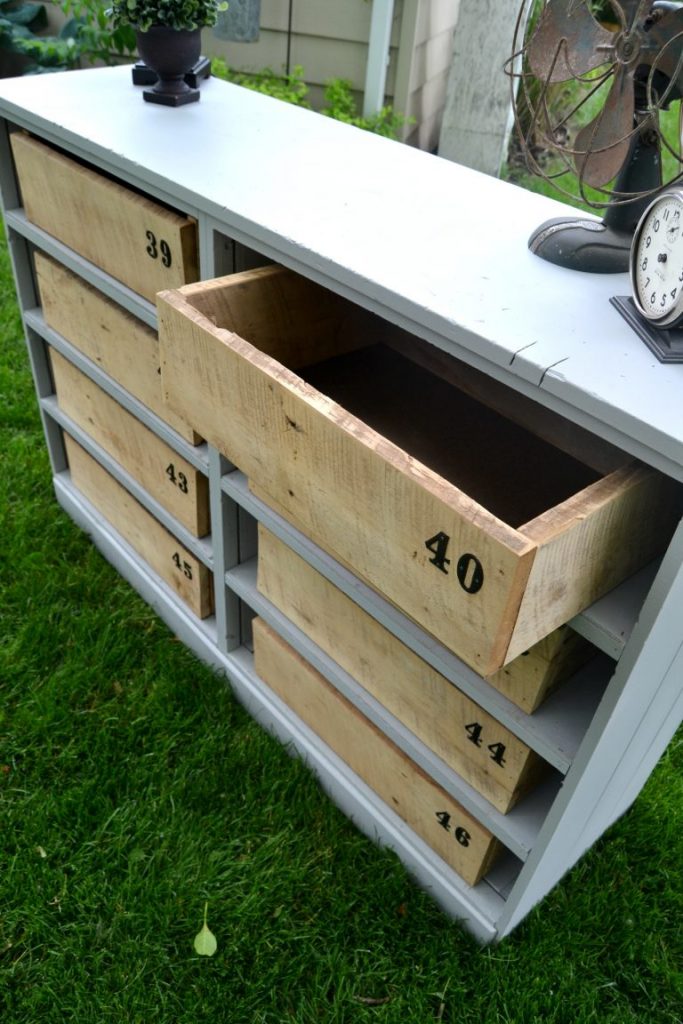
35, 253, 201, 445
257, 526, 548, 813
64, 434, 213, 618
50, 349, 209, 538
253, 617, 502, 886
11, 132, 198, 301
158, 265, 683, 675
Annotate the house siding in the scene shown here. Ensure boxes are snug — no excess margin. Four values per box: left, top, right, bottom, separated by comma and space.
202, 0, 458, 150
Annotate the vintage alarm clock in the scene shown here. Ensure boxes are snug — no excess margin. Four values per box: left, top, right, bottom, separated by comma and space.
611, 189, 683, 362
630, 188, 683, 328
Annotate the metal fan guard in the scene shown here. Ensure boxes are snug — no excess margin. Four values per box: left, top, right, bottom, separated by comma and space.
506, 0, 683, 211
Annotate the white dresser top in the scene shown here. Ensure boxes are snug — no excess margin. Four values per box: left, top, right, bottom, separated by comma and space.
1, 65, 681, 476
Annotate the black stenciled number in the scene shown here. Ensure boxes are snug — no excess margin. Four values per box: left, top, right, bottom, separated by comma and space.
172, 552, 193, 579
465, 722, 507, 766
425, 531, 451, 574
146, 230, 172, 267
653, 217, 660, 232
454, 827, 471, 847
651, 291, 657, 305
646, 234, 652, 248
434, 812, 471, 847
425, 535, 483, 593
435, 811, 451, 831
160, 239, 172, 268
166, 463, 189, 494
465, 722, 483, 747
641, 257, 648, 272
487, 742, 507, 766
146, 229, 157, 259
456, 553, 484, 594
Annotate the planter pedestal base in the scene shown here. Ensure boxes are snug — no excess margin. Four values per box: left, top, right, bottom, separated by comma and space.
142, 82, 200, 106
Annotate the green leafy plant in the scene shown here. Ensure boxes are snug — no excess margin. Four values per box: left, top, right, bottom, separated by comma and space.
107, 0, 227, 32
0, 0, 71, 73
320, 77, 409, 139
210, 58, 310, 107
210, 60, 410, 139
0, 0, 138, 74
58, 0, 137, 65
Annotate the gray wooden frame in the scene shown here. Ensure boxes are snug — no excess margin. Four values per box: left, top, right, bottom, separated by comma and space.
0, 66, 681, 944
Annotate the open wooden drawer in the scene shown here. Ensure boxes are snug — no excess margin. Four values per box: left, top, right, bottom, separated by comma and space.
158, 265, 682, 675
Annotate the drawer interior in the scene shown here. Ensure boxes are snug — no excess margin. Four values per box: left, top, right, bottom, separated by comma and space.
302, 343, 602, 529
186, 266, 625, 529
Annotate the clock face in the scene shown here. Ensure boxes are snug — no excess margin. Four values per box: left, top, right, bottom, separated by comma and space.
632, 192, 683, 325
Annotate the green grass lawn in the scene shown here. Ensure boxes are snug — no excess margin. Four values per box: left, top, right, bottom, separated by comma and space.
1, 208, 682, 1021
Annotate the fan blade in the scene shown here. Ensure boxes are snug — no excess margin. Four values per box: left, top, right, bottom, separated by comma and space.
574, 68, 635, 185
528, 0, 616, 82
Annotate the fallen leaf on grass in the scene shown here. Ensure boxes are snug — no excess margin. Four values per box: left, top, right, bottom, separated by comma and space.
194, 902, 217, 957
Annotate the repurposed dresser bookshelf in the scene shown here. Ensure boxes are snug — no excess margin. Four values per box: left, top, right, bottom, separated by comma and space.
1, 66, 682, 943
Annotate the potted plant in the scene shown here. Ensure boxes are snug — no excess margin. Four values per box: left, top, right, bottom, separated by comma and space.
108, 0, 227, 106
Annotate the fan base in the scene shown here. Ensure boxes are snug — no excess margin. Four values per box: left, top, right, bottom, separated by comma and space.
529, 217, 632, 274
610, 296, 683, 363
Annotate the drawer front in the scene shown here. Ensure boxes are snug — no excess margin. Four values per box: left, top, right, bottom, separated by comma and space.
253, 618, 501, 886
158, 268, 682, 674
488, 626, 592, 714
35, 253, 201, 445
11, 132, 198, 301
65, 435, 213, 618
257, 526, 546, 813
51, 350, 209, 537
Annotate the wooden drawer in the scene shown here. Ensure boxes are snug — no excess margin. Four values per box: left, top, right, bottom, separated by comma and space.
488, 626, 591, 714
50, 349, 209, 537
158, 265, 683, 675
64, 434, 213, 618
257, 526, 548, 813
35, 253, 202, 445
253, 617, 502, 886
11, 132, 198, 302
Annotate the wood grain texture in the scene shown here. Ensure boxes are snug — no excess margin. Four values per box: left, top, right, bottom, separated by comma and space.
158, 281, 535, 676
65, 434, 213, 618
11, 131, 198, 301
51, 349, 209, 537
252, 617, 502, 886
488, 626, 593, 714
158, 266, 680, 671
35, 253, 201, 444
257, 525, 547, 813
508, 465, 683, 662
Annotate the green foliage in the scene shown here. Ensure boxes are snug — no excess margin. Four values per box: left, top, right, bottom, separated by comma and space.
58, 0, 137, 64
210, 58, 310, 106
210, 59, 410, 139
0, 0, 60, 71
320, 76, 410, 139
0, 0, 136, 74
107, 0, 227, 32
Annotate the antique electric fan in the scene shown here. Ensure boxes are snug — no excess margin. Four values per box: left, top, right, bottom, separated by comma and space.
510, 0, 683, 358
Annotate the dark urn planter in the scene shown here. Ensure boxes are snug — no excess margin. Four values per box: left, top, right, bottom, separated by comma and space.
136, 26, 202, 106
